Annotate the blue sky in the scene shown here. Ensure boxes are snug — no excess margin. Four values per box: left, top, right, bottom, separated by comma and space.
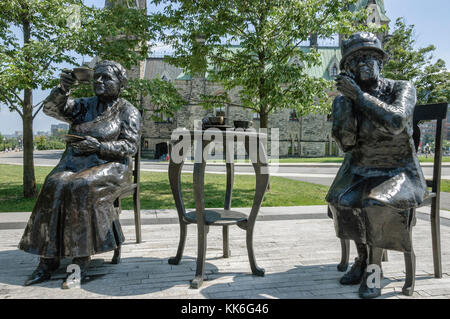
1, 0, 449, 135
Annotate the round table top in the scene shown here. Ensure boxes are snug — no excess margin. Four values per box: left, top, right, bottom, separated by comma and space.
170, 128, 268, 141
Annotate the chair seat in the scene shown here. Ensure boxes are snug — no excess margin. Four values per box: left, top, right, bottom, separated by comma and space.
420, 192, 436, 207
184, 209, 248, 226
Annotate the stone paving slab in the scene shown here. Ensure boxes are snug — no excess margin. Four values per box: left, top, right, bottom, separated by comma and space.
1, 208, 450, 299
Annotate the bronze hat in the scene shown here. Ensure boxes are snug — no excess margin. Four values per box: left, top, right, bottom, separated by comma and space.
340, 32, 389, 70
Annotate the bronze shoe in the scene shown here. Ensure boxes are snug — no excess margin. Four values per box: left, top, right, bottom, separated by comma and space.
24, 268, 51, 286
340, 257, 367, 285
359, 272, 382, 299
61, 256, 90, 289
24, 258, 60, 286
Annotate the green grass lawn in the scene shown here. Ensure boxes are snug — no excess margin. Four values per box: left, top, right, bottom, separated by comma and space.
0, 164, 329, 212
440, 180, 450, 193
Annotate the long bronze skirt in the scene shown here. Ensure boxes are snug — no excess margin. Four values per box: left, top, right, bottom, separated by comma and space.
19, 162, 130, 258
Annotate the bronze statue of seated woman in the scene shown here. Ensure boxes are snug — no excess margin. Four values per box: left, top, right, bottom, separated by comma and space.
19, 60, 142, 288
327, 32, 428, 298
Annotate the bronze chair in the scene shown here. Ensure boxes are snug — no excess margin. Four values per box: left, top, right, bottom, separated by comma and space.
332, 102, 448, 295
112, 142, 142, 263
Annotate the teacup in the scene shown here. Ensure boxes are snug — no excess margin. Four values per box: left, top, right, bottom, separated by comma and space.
208, 116, 226, 125
72, 67, 94, 84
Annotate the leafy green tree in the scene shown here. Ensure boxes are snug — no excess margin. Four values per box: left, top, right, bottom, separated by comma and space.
34, 136, 47, 151
0, 0, 153, 197
415, 59, 450, 105
154, 0, 376, 128
383, 18, 450, 104
122, 78, 186, 121
34, 135, 65, 150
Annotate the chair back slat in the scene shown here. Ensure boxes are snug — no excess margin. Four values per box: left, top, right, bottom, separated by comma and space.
413, 103, 448, 122
433, 118, 444, 193
412, 103, 448, 193
133, 142, 141, 185
412, 103, 448, 151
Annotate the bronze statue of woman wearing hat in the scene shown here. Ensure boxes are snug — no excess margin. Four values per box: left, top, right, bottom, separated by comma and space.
326, 32, 427, 298
19, 60, 142, 288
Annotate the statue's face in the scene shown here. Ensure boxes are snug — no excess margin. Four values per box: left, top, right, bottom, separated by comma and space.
346, 51, 382, 83
93, 66, 121, 99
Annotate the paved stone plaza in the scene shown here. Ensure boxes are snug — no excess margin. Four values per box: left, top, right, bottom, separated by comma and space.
1, 206, 450, 299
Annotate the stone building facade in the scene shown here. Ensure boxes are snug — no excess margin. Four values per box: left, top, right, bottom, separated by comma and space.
140, 0, 390, 158
141, 51, 339, 159
105, 0, 389, 158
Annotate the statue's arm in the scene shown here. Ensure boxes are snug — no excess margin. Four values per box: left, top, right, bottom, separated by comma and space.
99, 103, 142, 159
42, 86, 77, 123
355, 81, 416, 135
331, 95, 357, 152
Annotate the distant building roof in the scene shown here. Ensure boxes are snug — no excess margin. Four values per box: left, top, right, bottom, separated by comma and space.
176, 45, 342, 82
299, 46, 342, 80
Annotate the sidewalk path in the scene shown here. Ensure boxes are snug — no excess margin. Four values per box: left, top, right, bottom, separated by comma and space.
1, 206, 450, 299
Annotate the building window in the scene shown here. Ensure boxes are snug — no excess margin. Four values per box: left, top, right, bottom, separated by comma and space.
154, 111, 173, 123
253, 112, 260, 120
330, 65, 338, 78
289, 109, 299, 121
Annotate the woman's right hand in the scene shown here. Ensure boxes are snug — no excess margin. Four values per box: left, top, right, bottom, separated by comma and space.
60, 69, 77, 93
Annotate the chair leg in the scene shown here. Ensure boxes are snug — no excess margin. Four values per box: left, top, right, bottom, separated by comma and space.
168, 222, 187, 265
133, 189, 141, 244
337, 239, 350, 272
382, 250, 388, 262
403, 250, 416, 296
431, 199, 442, 278
403, 212, 416, 297
111, 246, 121, 264
223, 226, 230, 258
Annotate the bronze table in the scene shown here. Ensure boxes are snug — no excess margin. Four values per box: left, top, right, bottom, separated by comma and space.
168, 128, 269, 288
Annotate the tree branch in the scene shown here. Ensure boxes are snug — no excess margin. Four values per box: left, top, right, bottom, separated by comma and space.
10, 90, 24, 105
276, 11, 333, 64
0, 91, 24, 118
32, 101, 44, 119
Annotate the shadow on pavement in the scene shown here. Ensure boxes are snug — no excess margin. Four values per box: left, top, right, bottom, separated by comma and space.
0, 247, 220, 297
198, 263, 435, 299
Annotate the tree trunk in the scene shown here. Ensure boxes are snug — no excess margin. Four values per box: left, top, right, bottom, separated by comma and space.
23, 89, 36, 198
22, 18, 37, 198
259, 112, 268, 129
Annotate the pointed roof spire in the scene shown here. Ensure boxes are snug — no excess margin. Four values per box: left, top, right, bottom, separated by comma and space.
349, 0, 390, 23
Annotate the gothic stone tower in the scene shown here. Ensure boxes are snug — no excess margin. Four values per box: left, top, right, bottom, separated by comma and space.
339, 0, 390, 45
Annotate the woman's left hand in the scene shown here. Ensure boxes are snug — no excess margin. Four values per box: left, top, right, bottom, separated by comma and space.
70, 136, 101, 154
